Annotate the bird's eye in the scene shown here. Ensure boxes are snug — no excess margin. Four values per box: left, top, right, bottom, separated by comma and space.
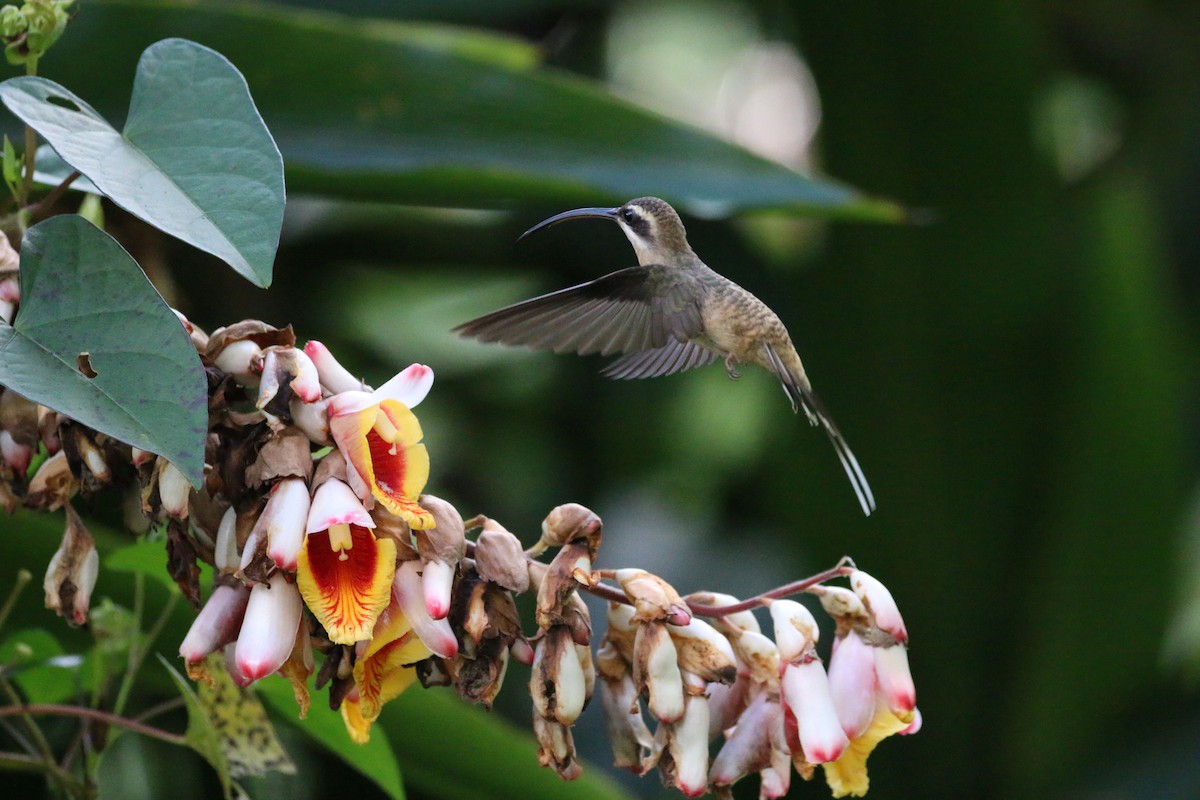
620, 207, 638, 225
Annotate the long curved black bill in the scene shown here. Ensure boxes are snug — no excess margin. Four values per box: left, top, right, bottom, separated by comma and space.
517, 207, 618, 242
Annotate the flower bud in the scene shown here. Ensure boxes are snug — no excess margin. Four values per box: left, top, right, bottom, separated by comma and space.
291, 396, 331, 445
780, 658, 848, 764
304, 340, 366, 395
851, 569, 908, 643
179, 583, 251, 664
768, 599, 819, 663
634, 621, 684, 723
616, 569, 691, 626
261, 477, 311, 571
827, 628, 877, 739
531, 625, 587, 725
394, 560, 458, 658
669, 676, 712, 798
43, 505, 98, 626
214, 507, 239, 573
0, 429, 31, 473
157, 459, 191, 520
667, 617, 737, 685
539, 503, 601, 549
709, 692, 778, 786
212, 339, 262, 387
474, 525, 529, 593
235, 572, 303, 681
257, 346, 322, 409
874, 642, 916, 716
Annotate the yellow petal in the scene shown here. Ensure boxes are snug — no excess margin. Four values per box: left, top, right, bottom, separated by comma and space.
297, 526, 397, 645
340, 699, 372, 744
353, 630, 431, 721
823, 706, 912, 798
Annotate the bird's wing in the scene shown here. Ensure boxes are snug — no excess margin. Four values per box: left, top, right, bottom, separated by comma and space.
763, 343, 876, 516
601, 339, 718, 379
453, 266, 704, 357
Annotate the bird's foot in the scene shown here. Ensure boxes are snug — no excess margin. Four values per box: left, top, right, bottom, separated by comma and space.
724, 356, 742, 380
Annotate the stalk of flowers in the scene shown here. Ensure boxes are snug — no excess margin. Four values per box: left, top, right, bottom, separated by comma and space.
0, 308, 920, 798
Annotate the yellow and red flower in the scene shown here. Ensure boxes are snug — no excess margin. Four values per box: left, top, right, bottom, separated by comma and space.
328, 364, 434, 529
297, 478, 397, 645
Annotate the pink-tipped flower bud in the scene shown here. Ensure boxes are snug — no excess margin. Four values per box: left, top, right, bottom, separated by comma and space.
851, 569, 908, 643
827, 628, 877, 739
257, 347, 322, 409
874, 642, 916, 716
780, 658, 849, 764
304, 340, 367, 395
394, 560, 458, 658
235, 572, 303, 681
422, 559, 455, 621
130, 446, 156, 468
179, 583, 251, 664
259, 477, 311, 571
709, 692, 779, 786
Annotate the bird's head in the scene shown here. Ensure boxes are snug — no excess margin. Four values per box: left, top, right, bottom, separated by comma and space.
518, 196, 694, 267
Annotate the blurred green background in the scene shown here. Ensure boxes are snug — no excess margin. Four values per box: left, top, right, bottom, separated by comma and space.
4, 0, 1200, 798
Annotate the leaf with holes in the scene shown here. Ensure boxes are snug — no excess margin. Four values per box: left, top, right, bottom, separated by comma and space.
0, 215, 207, 485
0, 38, 283, 287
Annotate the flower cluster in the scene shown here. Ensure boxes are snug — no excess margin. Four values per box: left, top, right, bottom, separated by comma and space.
0, 297, 919, 796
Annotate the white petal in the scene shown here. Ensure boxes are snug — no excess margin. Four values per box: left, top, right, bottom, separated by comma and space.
670, 691, 711, 797
304, 340, 366, 395
373, 363, 434, 409
306, 477, 373, 533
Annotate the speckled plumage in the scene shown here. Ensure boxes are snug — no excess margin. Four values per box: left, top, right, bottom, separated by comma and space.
453, 197, 875, 515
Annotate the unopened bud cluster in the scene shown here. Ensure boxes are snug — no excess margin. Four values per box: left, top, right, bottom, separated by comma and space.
1, 292, 918, 797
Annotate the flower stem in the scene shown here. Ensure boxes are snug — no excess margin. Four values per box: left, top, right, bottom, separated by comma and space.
0, 703, 187, 747
0, 569, 32, 634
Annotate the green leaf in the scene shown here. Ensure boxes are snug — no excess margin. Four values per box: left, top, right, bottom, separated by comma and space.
106, 535, 213, 596
256, 676, 405, 800
0, 628, 79, 704
159, 654, 234, 800
0, 215, 207, 485
382, 689, 630, 800
37, 0, 899, 219
0, 38, 284, 286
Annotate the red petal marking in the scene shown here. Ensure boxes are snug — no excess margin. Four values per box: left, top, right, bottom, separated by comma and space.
298, 525, 395, 645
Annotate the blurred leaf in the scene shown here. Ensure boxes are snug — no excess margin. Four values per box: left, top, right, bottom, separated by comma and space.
0, 215, 207, 485
381, 688, 631, 800
256, 676, 405, 800
0, 628, 79, 704
0, 38, 284, 286
159, 654, 234, 799
37, 0, 900, 219
106, 535, 213, 596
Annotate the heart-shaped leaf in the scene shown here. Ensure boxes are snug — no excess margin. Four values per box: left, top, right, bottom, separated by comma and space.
0, 215, 207, 485
0, 38, 284, 287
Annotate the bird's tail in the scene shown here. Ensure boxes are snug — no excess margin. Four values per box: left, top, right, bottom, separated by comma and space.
764, 344, 876, 516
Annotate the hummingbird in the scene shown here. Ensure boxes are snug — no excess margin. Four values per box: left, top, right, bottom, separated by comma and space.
454, 197, 875, 516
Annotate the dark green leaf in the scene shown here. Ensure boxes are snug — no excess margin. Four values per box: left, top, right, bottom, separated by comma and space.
257, 676, 405, 800
159, 654, 234, 800
0, 215, 207, 485
381, 688, 631, 800
0, 38, 284, 286
37, 0, 899, 219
